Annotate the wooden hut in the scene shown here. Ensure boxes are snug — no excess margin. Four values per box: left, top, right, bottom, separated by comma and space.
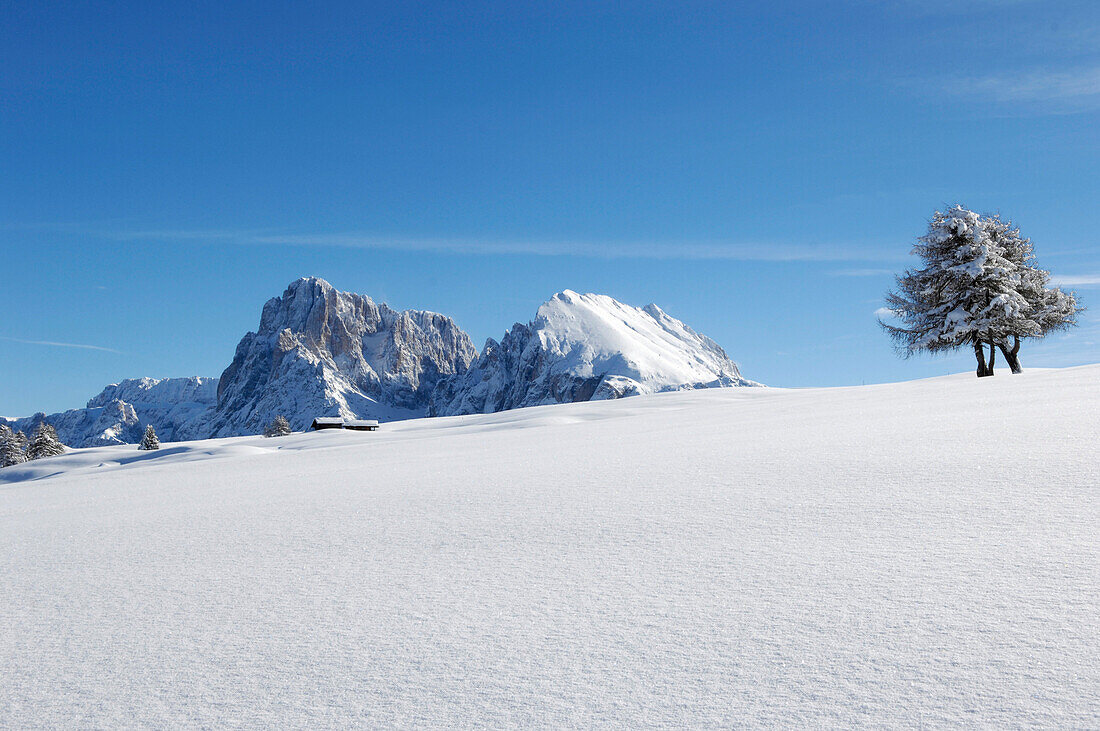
310, 417, 344, 431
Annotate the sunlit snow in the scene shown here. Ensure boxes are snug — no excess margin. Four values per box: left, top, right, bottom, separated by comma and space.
2, 366, 1098, 725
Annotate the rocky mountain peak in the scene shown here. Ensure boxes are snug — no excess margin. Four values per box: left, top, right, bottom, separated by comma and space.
7, 281, 758, 445
205, 277, 477, 436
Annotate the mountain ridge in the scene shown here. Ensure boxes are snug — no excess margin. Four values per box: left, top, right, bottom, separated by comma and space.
4, 278, 759, 445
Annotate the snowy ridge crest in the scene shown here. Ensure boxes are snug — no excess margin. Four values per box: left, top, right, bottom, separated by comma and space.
430, 289, 759, 416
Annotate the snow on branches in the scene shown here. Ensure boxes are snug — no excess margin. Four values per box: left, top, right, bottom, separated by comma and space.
263, 415, 292, 438
26, 422, 65, 460
881, 206, 1080, 376
139, 425, 160, 451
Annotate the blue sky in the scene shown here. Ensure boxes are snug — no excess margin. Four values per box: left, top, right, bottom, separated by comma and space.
3, 0, 1099, 415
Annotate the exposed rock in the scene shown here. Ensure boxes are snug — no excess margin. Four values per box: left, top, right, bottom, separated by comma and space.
197, 277, 477, 436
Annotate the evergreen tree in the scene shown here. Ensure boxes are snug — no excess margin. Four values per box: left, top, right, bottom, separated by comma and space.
139, 425, 160, 450
882, 206, 1081, 377
0, 425, 26, 468
26, 422, 65, 460
263, 415, 292, 438
987, 218, 1081, 372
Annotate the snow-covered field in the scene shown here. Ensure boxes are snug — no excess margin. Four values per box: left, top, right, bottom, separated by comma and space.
2, 366, 1098, 726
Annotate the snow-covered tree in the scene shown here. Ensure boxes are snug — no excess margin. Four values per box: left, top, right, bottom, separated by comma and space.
987, 219, 1081, 372
138, 425, 160, 450
263, 415, 292, 438
26, 422, 65, 460
0, 425, 26, 468
882, 206, 1081, 376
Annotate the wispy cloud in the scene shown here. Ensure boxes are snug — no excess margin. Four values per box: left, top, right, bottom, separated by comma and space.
944, 66, 1100, 112
100, 229, 896, 263
0, 336, 123, 354
1051, 274, 1100, 287
874, 307, 897, 320
832, 268, 897, 277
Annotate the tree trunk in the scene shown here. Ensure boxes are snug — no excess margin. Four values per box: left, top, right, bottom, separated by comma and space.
997, 335, 1023, 374
986, 339, 996, 375
974, 339, 990, 377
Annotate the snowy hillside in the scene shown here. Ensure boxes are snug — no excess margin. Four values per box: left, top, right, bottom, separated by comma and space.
2, 365, 1097, 726
431, 289, 757, 415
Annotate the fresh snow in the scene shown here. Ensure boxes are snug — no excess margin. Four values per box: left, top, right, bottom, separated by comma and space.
538, 290, 750, 390
2, 366, 1098, 726
431, 289, 756, 415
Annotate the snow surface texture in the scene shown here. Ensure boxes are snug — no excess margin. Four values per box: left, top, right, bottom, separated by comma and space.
2, 366, 1097, 726
431, 289, 758, 415
6, 279, 757, 443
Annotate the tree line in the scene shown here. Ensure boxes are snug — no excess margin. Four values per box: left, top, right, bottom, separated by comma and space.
0, 422, 65, 467
0, 415, 297, 469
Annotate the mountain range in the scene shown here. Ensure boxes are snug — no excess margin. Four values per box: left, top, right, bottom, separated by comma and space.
3, 277, 759, 446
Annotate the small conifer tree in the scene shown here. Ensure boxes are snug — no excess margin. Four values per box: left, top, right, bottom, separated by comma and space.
0, 425, 26, 468
139, 425, 160, 451
263, 415, 292, 438
26, 422, 65, 460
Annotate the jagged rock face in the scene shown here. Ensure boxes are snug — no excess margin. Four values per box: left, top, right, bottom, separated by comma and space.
430, 290, 758, 416
201, 277, 477, 436
2, 377, 218, 447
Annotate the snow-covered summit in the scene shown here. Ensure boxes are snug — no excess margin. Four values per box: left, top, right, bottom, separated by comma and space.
431, 289, 758, 416
537, 289, 751, 391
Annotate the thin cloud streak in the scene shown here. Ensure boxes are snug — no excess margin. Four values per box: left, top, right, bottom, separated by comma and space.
832, 268, 897, 277
940, 66, 1100, 112
1051, 274, 1100, 287
0, 336, 123, 354
104, 229, 897, 263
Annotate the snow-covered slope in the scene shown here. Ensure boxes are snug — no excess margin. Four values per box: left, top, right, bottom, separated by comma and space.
1, 377, 217, 447
3, 366, 1097, 726
431, 289, 757, 415
192, 277, 478, 436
